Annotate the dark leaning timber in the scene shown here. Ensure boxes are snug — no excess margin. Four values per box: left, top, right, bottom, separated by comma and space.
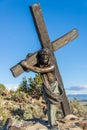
10, 3, 78, 117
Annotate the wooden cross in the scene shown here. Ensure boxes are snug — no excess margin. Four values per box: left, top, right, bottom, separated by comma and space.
10, 3, 78, 116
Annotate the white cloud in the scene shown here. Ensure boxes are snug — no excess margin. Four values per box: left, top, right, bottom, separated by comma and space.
4, 83, 87, 95
66, 84, 87, 95
5, 84, 19, 91
81, 85, 87, 88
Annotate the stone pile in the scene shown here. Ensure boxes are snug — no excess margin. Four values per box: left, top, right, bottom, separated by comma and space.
2, 114, 87, 130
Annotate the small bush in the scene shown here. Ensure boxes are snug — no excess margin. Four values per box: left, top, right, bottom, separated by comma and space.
10, 89, 15, 95
0, 84, 6, 95
0, 108, 7, 129
11, 91, 28, 103
70, 98, 87, 118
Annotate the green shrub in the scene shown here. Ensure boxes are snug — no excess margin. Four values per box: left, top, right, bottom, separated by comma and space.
0, 84, 6, 95
0, 108, 7, 129
11, 91, 28, 103
10, 89, 15, 95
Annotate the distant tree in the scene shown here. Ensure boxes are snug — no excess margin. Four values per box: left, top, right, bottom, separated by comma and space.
16, 74, 43, 98
28, 73, 43, 98
16, 77, 28, 93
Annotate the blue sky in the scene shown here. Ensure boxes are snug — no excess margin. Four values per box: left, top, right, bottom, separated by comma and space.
0, 0, 87, 95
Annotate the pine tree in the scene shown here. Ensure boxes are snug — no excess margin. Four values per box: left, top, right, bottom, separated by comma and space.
28, 73, 43, 98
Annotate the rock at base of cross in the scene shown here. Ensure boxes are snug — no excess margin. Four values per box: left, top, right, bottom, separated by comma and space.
2, 115, 87, 130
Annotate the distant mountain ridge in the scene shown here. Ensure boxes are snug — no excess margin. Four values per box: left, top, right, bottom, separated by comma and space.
67, 94, 87, 101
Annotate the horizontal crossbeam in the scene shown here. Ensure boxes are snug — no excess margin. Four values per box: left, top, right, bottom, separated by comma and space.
52, 29, 78, 51
10, 29, 78, 77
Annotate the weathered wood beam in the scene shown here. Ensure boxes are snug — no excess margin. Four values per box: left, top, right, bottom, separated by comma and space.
10, 29, 78, 77
30, 3, 71, 116
10, 52, 38, 77
30, 3, 50, 48
52, 29, 78, 51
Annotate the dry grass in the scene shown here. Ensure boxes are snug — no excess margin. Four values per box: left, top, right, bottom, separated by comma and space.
0, 91, 87, 129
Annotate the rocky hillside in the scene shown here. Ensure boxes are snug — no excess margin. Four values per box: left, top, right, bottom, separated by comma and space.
0, 89, 87, 130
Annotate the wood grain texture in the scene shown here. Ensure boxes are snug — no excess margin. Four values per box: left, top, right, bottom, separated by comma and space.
10, 3, 79, 116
